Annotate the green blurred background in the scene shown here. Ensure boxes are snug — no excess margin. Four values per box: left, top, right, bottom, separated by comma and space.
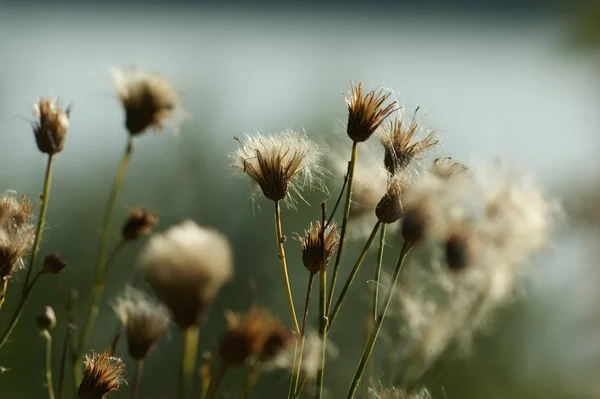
1, 1, 600, 398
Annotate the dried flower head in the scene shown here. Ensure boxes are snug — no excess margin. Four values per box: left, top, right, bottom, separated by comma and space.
111, 67, 178, 135
345, 81, 397, 143
139, 220, 233, 329
31, 98, 70, 155
430, 157, 468, 179
122, 208, 158, 241
218, 307, 292, 366
42, 252, 67, 275
36, 306, 56, 332
0, 192, 34, 280
378, 110, 438, 175
113, 287, 170, 360
232, 131, 323, 205
78, 352, 125, 399
444, 225, 474, 272
376, 174, 407, 224
297, 221, 338, 274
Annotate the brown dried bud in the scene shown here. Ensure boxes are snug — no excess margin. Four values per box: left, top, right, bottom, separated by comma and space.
122, 208, 158, 241
31, 98, 70, 155
36, 306, 56, 332
111, 67, 178, 136
375, 176, 406, 224
345, 81, 397, 143
401, 206, 430, 244
444, 228, 472, 272
78, 352, 125, 399
297, 221, 338, 274
42, 253, 67, 275
218, 307, 292, 366
378, 111, 438, 175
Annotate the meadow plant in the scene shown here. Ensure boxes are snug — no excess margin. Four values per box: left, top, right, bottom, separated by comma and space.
0, 73, 556, 399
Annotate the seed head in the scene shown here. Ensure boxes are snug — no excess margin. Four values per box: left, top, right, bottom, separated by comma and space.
232, 131, 323, 205
430, 157, 468, 179
31, 98, 70, 155
42, 252, 67, 275
122, 208, 158, 241
376, 175, 407, 224
444, 226, 473, 272
0, 192, 34, 280
139, 220, 233, 329
378, 110, 438, 174
113, 287, 170, 360
297, 221, 338, 274
78, 352, 125, 399
111, 67, 178, 136
218, 307, 292, 366
345, 81, 397, 143
36, 306, 56, 332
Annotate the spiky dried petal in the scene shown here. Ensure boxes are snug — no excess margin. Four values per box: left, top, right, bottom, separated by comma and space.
78, 352, 125, 399
345, 81, 397, 143
297, 221, 338, 274
378, 112, 438, 174
232, 131, 322, 205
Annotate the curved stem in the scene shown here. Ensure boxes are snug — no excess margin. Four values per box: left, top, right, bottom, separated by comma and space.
328, 222, 380, 330
346, 241, 413, 399
24, 155, 54, 288
206, 363, 227, 399
131, 359, 144, 399
0, 271, 44, 350
274, 201, 300, 334
289, 273, 314, 398
178, 326, 200, 399
77, 240, 126, 361
315, 267, 327, 399
42, 330, 56, 399
326, 143, 357, 314
58, 290, 76, 399
0, 156, 54, 349
73, 137, 133, 383
372, 224, 387, 320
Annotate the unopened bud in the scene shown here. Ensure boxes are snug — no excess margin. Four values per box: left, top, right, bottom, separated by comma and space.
42, 253, 67, 275
36, 306, 56, 332
122, 208, 158, 241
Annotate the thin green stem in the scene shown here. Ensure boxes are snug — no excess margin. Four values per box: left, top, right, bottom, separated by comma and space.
315, 268, 327, 399
73, 137, 133, 384
58, 290, 77, 399
346, 241, 413, 399
372, 224, 387, 320
24, 155, 54, 288
274, 201, 300, 334
289, 273, 314, 398
206, 363, 227, 399
77, 240, 126, 363
328, 221, 381, 330
0, 271, 43, 350
327, 142, 357, 314
239, 364, 262, 399
42, 330, 56, 399
326, 167, 349, 227
131, 359, 144, 399
178, 326, 200, 399
0, 155, 54, 350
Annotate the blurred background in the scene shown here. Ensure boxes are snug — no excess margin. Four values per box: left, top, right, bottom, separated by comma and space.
1, 0, 600, 398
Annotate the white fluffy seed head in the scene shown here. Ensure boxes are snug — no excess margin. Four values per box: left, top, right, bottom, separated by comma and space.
139, 220, 233, 329
231, 131, 324, 208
